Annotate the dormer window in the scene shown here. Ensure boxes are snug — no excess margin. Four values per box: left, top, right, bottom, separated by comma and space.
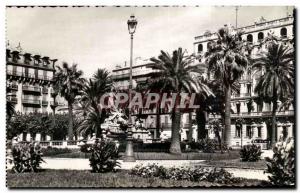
11, 51, 20, 63
6, 49, 11, 60
24, 53, 32, 65
33, 55, 41, 65
42, 57, 50, 66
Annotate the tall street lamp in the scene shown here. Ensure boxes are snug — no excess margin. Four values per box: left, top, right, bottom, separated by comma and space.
123, 14, 138, 162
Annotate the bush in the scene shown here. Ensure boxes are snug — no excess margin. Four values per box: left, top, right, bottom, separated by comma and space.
41, 147, 72, 157
265, 138, 295, 186
80, 143, 93, 153
182, 139, 229, 153
9, 142, 44, 173
87, 139, 120, 173
240, 144, 262, 162
130, 163, 239, 184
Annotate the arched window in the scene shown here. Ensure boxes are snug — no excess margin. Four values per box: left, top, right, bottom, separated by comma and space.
280, 27, 287, 37
198, 44, 203, 52
258, 32, 264, 41
247, 34, 253, 43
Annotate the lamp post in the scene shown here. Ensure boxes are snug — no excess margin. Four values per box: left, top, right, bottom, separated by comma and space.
123, 15, 138, 162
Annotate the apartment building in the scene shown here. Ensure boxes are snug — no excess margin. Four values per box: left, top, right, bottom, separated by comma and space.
194, 15, 295, 147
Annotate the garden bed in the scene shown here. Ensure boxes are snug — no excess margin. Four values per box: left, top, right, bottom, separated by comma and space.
7, 169, 268, 188
45, 151, 240, 160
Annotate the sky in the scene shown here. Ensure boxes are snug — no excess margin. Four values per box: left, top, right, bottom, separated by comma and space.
6, 6, 293, 78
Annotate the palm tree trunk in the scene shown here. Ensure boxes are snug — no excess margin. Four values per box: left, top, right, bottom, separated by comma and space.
67, 103, 74, 140
271, 98, 277, 145
156, 107, 161, 139
196, 109, 208, 140
187, 111, 193, 142
170, 109, 182, 154
224, 86, 231, 146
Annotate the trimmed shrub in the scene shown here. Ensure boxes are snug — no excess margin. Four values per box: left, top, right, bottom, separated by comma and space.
41, 147, 72, 157
130, 163, 240, 184
88, 139, 120, 173
80, 143, 93, 153
240, 144, 262, 162
265, 138, 295, 186
10, 143, 44, 173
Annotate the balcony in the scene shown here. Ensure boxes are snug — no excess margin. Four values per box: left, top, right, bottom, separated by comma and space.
231, 110, 294, 118
42, 100, 48, 106
7, 97, 18, 104
7, 84, 18, 90
22, 99, 41, 106
6, 70, 53, 82
112, 73, 130, 80
22, 85, 41, 93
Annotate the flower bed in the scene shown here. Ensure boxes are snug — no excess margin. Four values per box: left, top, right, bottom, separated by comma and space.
130, 163, 239, 184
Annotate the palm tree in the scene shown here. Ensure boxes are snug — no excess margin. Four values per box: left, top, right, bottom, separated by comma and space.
53, 62, 85, 140
149, 47, 211, 154
252, 42, 294, 145
205, 26, 249, 145
79, 69, 112, 138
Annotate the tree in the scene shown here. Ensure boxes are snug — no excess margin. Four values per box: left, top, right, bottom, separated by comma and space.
78, 69, 112, 138
205, 26, 249, 145
149, 47, 211, 154
53, 62, 85, 140
252, 42, 294, 145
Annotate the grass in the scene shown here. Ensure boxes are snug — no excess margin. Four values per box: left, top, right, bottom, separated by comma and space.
203, 158, 267, 170
7, 169, 268, 188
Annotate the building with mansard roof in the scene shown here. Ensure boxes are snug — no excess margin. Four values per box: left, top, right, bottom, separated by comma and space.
6, 44, 67, 141
193, 15, 294, 148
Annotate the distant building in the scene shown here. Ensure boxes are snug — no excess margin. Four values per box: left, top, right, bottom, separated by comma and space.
193, 15, 295, 147
111, 58, 197, 143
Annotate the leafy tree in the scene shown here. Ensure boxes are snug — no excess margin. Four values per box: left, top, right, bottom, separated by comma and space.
205, 26, 249, 145
149, 47, 211, 154
252, 42, 294, 145
53, 62, 85, 140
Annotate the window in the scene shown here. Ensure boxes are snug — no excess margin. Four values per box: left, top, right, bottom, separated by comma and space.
257, 127, 262, 138
235, 125, 241, 137
24, 67, 29, 77
280, 28, 287, 38
12, 66, 17, 75
247, 84, 251, 94
266, 102, 271, 111
257, 102, 263, 112
258, 32, 264, 41
24, 54, 31, 65
236, 103, 241, 114
12, 54, 19, 63
43, 70, 48, 80
246, 126, 252, 138
22, 132, 27, 141
247, 34, 253, 43
198, 44, 203, 52
35, 69, 38, 79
